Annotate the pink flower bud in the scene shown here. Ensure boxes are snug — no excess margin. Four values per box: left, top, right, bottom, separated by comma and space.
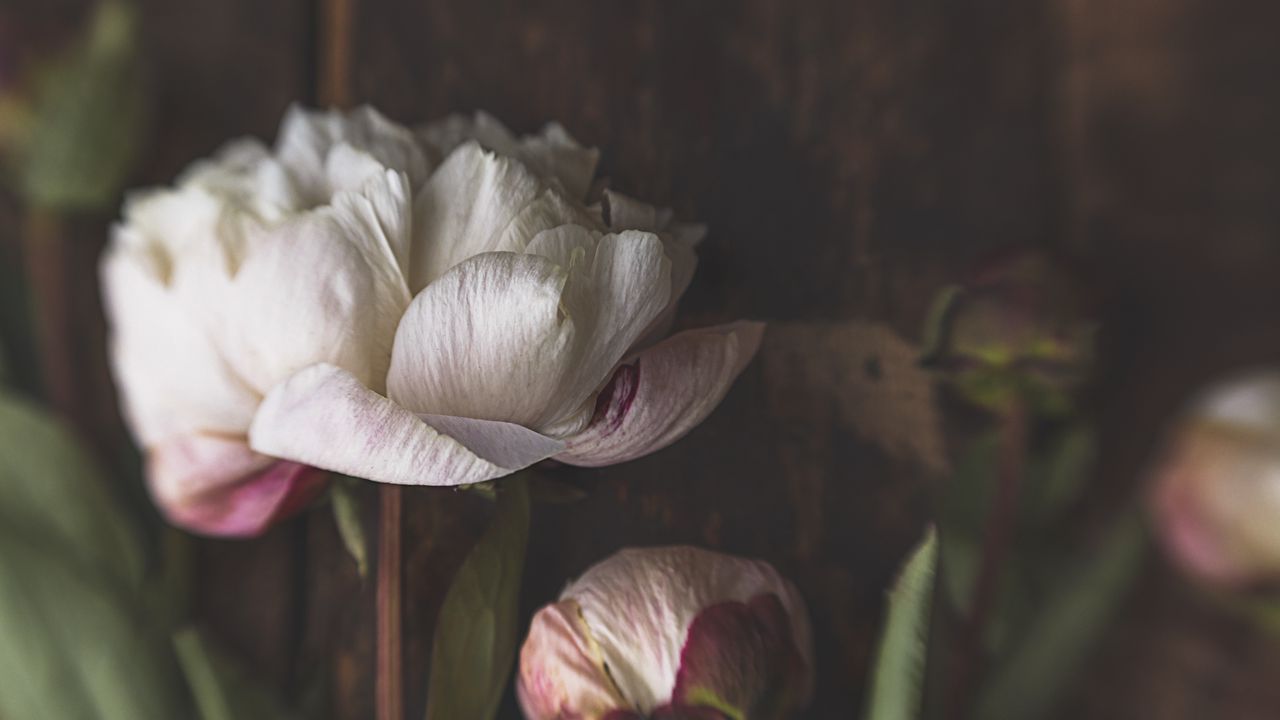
518, 546, 813, 720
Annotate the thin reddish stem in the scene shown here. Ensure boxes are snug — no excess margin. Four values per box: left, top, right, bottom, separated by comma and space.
947, 401, 1028, 719
376, 484, 404, 720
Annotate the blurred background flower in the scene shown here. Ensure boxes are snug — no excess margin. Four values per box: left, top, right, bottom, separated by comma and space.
1150, 372, 1280, 586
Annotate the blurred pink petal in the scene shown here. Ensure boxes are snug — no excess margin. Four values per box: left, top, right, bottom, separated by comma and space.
558, 322, 764, 467
148, 434, 327, 538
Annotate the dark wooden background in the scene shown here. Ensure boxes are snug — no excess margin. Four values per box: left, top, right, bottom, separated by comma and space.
7, 0, 1280, 717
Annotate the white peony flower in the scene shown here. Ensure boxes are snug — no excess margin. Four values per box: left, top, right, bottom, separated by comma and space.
517, 546, 814, 720
246, 111, 762, 488
104, 105, 761, 535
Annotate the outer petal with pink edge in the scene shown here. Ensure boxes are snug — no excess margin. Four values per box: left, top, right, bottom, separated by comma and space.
249, 363, 564, 486
557, 322, 764, 467
518, 600, 631, 720
148, 434, 327, 537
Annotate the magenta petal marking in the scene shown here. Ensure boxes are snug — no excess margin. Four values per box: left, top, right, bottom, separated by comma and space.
670, 593, 808, 720
589, 361, 642, 437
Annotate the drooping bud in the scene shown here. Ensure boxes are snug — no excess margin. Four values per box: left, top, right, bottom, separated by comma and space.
517, 546, 813, 720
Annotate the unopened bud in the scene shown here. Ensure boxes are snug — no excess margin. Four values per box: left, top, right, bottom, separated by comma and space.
922, 250, 1094, 415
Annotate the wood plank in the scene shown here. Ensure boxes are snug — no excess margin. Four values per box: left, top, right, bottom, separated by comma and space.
351, 2, 1056, 717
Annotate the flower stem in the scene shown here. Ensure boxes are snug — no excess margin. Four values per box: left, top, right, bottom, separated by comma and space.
319, 0, 353, 108
376, 484, 403, 720
948, 400, 1028, 719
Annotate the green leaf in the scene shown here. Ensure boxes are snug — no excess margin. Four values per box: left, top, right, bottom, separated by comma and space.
0, 388, 144, 588
18, 1, 146, 211
864, 526, 939, 720
332, 477, 369, 578
425, 476, 531, 720
975, 516, 1145, 720
0, 389, 195, 719
173, 627, 297, 720
0, 530, 188, 720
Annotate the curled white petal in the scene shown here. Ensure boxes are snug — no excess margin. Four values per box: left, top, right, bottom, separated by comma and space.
389, 234, 669, 435
518, 600, 630, 720
250, 364, 562, 486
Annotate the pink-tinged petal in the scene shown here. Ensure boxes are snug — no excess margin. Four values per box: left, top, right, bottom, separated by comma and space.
518, 600, 631, 720
562, 546, 812, 714
557, 322, 764, 467
1150, 466, 1244, 584
670, 594, 810, 720
250, 364, 564, 486
148, 434, 327, 538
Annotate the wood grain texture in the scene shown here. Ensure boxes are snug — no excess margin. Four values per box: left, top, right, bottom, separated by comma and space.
350, 2, 1050, 717
2, 0, 1279, 718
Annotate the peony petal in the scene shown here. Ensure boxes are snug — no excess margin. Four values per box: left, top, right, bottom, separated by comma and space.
558, 322, 764, 467
409, 142, 546, 289
388, 252, 576, 428
563, 547, 813, 714
496, 188, 604, 256
518, 122, 600, 200
250, 364, 563, 486
602, 190, 704, 344
389, 232, 669, 435
276, 104, 429, 205
148, 434, 327, 538
417, 111, 599, 199
518, 600, 631, 720
217, 170, 412, 395
670, 594, 810, 719
525, 227, 672, 435
101, 239, 260, 446
179, 138, 301, 220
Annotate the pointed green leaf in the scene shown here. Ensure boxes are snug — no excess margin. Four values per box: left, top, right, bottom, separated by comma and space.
425, 476, 531, 720
332, 477, 369, 578
865, 526, 939, 720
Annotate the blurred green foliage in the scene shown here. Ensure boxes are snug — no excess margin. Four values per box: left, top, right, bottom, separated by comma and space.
0, 387, 185, 719
4, 1, 145, 212
0, 382, 305, 719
